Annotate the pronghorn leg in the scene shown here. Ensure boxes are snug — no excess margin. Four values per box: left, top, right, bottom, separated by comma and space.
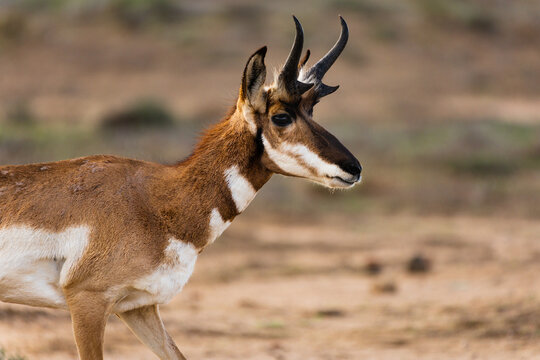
117, 305, 186, 360
65, 290, 111, 360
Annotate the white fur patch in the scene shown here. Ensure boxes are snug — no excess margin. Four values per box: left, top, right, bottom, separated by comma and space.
116, 238, 198, 312
298, 67, 313, 84
224, 165, 257, 213
262, 135, 313, 178
208, 208, 231, 244
281, 142, 350, 179
0, 225, 90, 309
242, 106, 258, 135
262, 135, 355, 187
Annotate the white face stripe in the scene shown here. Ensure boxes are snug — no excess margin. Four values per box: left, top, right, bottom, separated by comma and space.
208, 208, 231, 244
224, 165, 257, 213
262, 134, 356, 188
0, 225, 90, 309
262, 135, 313, 177
280, 142, 350, 179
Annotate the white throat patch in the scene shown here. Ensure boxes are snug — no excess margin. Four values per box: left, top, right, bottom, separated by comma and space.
224, 165, 257, 213
208, 208, 231, 244
118, 238, 198, 312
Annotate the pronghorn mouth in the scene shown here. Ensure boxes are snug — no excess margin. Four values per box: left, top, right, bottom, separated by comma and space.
330, 175, 359, 187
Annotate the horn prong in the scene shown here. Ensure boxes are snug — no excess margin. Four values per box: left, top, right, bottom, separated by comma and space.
297, 81, 314, 95
319, 83, 339, 97
299, 49, 311, 69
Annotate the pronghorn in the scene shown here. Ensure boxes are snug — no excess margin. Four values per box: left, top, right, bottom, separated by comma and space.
0, 16, 361, 359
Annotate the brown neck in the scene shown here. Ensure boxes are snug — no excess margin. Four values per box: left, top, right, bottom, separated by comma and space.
150, 106, 272, 249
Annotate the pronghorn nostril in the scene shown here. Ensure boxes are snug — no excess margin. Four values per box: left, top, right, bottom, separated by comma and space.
342, 161, 362, 177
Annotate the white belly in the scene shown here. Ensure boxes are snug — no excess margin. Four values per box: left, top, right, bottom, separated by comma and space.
0, 228, 198, 313
113, 238, 198, 313
0, 225, 90, 309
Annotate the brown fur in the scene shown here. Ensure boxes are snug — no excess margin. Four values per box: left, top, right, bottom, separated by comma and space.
0, 25, 359, 359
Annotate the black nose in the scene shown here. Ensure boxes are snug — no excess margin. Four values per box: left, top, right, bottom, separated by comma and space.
342, 160, 362, 177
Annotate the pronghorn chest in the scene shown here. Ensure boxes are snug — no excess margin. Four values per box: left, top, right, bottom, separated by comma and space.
115, 164, 260, 312
114, 238, 199, 312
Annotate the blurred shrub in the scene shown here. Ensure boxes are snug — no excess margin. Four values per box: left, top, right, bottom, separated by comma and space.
6, 0, 68, 11
0, 348, 27, 360
108, 0, 184, 29
414, 0, 497, 34
0, 11, 27, 42
527, 141, 540, 165
371, 22, 401, 42
445, 154, 517, 177
328, 0, 393, 16
6, 101, 35, 125
100, 99, 175, 130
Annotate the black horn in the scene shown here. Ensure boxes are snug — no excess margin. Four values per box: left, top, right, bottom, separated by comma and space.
279, 16, 313, 96
302, 16, 349, 99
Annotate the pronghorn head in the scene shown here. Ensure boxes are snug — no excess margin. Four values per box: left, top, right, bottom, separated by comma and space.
237, 16, 362, 189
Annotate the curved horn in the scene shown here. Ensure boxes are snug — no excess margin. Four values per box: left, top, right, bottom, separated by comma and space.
279, 16, 313, 96
302, 16, 348, 98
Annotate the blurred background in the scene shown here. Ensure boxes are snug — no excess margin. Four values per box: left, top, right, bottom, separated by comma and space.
0, 0, 540, 359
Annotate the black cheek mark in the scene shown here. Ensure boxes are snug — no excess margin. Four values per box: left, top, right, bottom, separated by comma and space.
248, 128, 265, 168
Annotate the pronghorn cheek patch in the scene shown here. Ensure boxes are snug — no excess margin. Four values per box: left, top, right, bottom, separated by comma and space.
280, 142, 349, 179
261, 135, 352, 181
224, 165, 257, 213
262, 135, 312, 178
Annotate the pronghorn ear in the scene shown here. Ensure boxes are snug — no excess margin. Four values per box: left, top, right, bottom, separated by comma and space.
240, 46, 267, 110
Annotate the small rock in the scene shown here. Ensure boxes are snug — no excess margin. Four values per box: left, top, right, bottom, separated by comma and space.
372, 280, 398, 294
316, 309, 345, 318
364, 258, 383, 276
407, 254, 431, 274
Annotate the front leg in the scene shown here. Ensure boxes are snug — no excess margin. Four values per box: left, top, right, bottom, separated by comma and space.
65, 289, 112, 360
117, 305, 187, 360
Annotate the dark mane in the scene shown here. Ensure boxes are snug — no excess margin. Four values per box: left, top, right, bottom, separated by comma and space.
174, 104, 238, 167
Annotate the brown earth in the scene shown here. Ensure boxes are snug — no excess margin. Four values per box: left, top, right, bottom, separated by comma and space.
1, 1, 540, 359
1, 215, 540, 359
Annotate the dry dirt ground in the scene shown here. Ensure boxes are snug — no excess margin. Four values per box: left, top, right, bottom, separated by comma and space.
1, 2, 540, 359
1, 215, 540, 360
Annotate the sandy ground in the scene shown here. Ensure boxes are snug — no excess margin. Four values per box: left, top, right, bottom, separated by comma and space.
1, 4, 540, 359
1, 215, 539, 359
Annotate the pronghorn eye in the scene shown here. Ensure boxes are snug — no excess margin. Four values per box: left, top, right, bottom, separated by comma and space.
271, 113, 292, 127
